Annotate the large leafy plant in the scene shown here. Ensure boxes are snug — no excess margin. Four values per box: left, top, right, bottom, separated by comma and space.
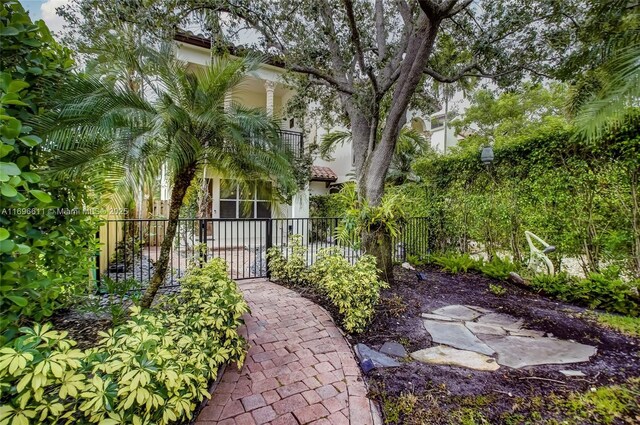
0, 0, 99, 339
0, 258, 248, 424
310, 248, 388, 333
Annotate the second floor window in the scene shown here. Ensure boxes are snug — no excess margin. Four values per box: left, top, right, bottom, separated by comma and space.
220, 180, 272, 219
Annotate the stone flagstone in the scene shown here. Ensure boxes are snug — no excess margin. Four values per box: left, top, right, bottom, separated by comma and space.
355, 343, 401, 368
410, 346, 500, 371
477, 312, 524, 330
423, 320, 495, 355
379, 341, 408, 358
482, 335, 597, 369
432, 305, 482, 321
420, 313, 456, 321
465, 321, 506, 336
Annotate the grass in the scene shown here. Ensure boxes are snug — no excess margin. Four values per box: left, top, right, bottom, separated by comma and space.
597, 313, 640, 337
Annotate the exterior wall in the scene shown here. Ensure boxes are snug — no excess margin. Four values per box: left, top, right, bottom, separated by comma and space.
309, 181, 329, 196
430, 127, 459, 153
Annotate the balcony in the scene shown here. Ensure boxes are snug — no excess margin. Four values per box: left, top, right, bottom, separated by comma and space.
278, 129, 304, 159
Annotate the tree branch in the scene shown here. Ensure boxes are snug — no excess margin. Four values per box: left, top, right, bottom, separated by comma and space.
290, 65, 355, 94
375, 0, 387, 59
342, 0, 379, 93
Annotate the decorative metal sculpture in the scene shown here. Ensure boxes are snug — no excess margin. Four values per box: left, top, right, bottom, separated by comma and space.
525, 231, 556, 275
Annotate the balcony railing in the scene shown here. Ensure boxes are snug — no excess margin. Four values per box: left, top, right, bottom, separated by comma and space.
278, 129, 304, 159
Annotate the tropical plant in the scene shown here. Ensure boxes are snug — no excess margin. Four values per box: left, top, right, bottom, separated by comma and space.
266, 234, 310, 285
0, 257, 248, 424
0, 0, 100, 339
334, 184, 407, 281
562, 0, 640, 142
43, 47, 297, 308
309, 248, 387, 333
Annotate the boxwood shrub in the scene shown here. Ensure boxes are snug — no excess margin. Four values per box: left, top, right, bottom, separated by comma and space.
0, 258, 248, 424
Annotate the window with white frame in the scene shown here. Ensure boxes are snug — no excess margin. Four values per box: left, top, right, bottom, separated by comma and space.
219, 180, 272, 218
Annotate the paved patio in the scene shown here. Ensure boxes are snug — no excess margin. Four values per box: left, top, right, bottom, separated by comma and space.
195, 279, 376, 425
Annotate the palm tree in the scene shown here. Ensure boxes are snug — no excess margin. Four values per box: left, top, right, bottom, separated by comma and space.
43, 47, 297, 307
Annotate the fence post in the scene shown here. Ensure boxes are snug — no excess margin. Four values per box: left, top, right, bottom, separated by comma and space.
198, 219, 206, 266
95, 230, 100, 284
265, 218, 273, 278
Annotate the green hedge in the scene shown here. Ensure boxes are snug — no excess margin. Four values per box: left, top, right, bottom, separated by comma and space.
1, 0, 100, 339
412, 116, 640, 276
0, 258, 248, 424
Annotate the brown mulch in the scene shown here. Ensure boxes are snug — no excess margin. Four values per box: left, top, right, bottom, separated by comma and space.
274, 265, 640, 424
48, 309, 112, 349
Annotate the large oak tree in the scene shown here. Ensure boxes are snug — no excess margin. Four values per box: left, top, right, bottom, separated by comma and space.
61, 0, 583, 279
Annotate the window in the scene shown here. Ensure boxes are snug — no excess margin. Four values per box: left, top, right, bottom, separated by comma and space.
220, 180, 272, 218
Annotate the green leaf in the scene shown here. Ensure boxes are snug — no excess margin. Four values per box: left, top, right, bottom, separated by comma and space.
0, 144, 13, 158
1, 183, 17, 197
0, 239, 15, 252
0, 228, 8, 241
7, 80, 29, 94
16, 244, 30, 254
0, 118, 22, 139
30, 189, 52, 203
0, 27, 20, 36
19, 135, 42, 147
0, 162, 21, 176
21, 172, 40, 183
7, 295, 28, 307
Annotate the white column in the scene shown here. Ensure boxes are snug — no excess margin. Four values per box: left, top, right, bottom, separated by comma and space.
264, 80, 276, 117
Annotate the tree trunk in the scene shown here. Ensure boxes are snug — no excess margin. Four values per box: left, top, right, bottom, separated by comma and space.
140, 163, 197, 308
362, 226, 394, 283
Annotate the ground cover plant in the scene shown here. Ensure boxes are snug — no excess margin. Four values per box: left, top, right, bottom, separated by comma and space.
0, 258, 248, 425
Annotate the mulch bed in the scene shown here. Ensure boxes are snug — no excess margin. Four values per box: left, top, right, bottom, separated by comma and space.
274, 265, 640, 424
49, 309, 112, 349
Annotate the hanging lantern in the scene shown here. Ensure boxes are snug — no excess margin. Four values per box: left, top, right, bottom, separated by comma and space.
480, 146, 494, 165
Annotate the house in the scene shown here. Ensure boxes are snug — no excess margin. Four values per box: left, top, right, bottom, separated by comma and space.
170, 32, 444, 219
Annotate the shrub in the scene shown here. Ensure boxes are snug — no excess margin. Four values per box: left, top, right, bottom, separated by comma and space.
0, 258, 248, 424
432, 253, 478, 274
479, 256, 519, 280
310, 249, 388, 333
266, 234, 309, 284
0, 1, 99, 338
531, 271, 639, 316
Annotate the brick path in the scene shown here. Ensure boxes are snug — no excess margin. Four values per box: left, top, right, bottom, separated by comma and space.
195, 279, 375, 425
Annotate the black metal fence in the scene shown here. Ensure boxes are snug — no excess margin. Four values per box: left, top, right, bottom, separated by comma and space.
98, 217, 429, 286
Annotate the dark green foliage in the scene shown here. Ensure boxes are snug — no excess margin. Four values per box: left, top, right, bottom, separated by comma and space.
531, 270, 639, 317
0, 1, 99, 339
432, 253, 478, 274
479, 256, 519, 280
413, 113, 640, 276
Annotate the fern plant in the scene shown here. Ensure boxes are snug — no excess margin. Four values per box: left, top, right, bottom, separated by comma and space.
432, 253, 478, 274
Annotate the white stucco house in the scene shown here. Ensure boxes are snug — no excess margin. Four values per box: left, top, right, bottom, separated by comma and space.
165, 32, 460, 221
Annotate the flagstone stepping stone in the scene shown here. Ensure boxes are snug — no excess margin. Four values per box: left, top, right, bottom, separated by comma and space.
379, 341, 408, 358
465, 305, 493, 314
423, 320, 495, 355
477, 312, 524, 330
560, 370, 586, 377
431, 305, 482, 321
482, 336, 597, 369
509, 329, 545, 338
354, 343, 401, 368
420, 313, 456, 321
410, 346, 500, 371
465, 321, 506, 336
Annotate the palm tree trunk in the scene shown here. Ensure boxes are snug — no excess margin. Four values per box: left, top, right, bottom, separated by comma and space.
140, 163, 197, 308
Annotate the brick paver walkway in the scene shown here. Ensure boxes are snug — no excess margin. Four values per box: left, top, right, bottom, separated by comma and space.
195, 279, 375, 425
